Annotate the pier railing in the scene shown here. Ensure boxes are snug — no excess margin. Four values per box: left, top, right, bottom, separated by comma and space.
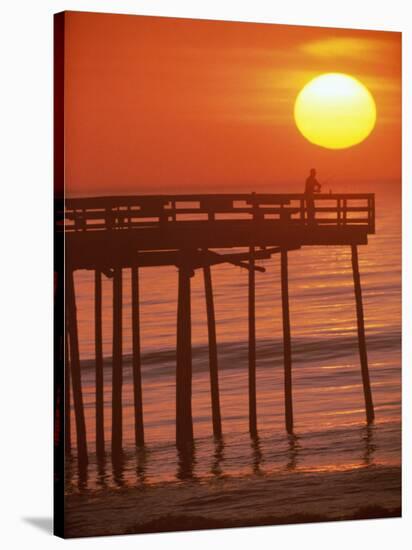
60, 193, 375, 233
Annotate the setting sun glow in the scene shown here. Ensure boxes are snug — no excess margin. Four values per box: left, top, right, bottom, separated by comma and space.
294, 73, 377, 150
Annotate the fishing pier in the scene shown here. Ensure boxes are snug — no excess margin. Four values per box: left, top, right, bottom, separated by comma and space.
58, 192, 376, 465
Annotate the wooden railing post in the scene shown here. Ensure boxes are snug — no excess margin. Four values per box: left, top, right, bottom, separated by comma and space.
300, 197, 305, 224
351, 245, 375, 424
367, 197, 371, 231
369, 195, 375, 233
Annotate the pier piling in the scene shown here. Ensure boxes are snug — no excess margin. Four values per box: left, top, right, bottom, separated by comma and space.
95, 270, 105, 456
281, 249, 294, 434
248, 245, 258, 437
203, 264, 222, 439
66, 270, 88, 464
176, 264, 194, 448
351, 245, 375, 424
131, 266, 145, 446
112, 267, 123, 455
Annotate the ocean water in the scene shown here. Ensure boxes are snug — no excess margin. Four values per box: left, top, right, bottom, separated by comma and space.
65, 186, 401, 494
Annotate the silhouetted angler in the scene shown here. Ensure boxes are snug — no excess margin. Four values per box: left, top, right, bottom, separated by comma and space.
305, 168, 321, 225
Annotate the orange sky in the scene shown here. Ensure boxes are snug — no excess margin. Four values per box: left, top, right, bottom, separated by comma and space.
63, 11, 401, 196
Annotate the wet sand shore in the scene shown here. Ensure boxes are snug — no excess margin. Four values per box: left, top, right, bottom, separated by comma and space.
64, 464, 401, 538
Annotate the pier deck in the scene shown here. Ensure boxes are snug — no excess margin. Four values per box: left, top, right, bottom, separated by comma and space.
61, 193, 375, 269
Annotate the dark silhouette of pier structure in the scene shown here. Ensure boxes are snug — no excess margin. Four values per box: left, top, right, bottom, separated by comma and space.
59, 192, 376, 465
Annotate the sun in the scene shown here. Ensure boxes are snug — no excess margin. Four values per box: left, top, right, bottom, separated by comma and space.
294, 73, 377, 149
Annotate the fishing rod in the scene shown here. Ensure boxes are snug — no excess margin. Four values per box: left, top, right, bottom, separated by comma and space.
319, 173, 336, 194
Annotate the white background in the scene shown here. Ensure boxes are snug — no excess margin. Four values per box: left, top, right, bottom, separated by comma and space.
0, 0, 409, 548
